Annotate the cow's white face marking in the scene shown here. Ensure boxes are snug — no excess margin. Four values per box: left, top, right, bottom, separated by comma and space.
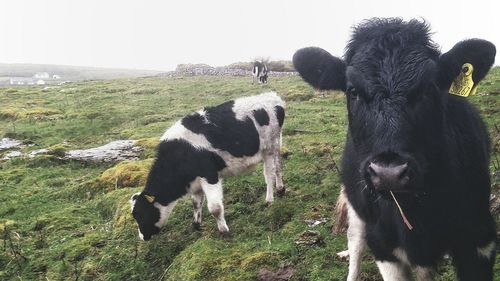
477, 241, 495, 259
153, 201, 177, 228
130, 192, 140, 211
198, 110, 210, 124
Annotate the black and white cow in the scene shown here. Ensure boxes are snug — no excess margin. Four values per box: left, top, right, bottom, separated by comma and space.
293, 18, 496, 280
130, 92, 285, 241
253, 60, 269, 84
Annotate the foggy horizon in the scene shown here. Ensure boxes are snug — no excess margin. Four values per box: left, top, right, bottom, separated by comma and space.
1, 0, 499, 71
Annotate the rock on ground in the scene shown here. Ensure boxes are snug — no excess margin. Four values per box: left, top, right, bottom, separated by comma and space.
65, 140, 143, 162
2, 151, 23, 160
0, 138, 23, 151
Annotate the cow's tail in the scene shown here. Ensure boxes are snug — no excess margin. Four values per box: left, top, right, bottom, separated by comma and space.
333, 185, 348, 235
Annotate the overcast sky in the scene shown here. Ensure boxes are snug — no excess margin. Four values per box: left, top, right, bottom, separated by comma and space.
1, 0, 498, 71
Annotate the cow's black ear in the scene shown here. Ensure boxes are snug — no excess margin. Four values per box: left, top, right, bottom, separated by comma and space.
293, 47, 346, 91
437, 39, 496, 90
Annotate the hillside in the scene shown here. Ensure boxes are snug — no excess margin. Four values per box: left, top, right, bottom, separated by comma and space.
0, 63, 163, 84
0, 70, 498, 280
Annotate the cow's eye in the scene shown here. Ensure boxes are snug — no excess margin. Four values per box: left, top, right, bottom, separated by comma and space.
347, 86, 358, 99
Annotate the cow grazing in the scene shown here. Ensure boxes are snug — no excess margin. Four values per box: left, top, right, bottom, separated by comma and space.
253, 60, 269, 84
130, 92, 285, 241
293, 18, 496, 280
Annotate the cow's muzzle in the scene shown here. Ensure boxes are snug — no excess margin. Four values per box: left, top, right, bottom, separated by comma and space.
364, 153, 412, 192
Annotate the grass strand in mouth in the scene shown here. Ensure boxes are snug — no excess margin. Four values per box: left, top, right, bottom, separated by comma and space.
390, 191, 413, 230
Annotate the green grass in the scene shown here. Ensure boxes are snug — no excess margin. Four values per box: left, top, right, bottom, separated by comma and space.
0, 68, 499, 280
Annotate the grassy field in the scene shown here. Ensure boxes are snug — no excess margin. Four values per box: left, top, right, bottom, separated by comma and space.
0, 69, 498, 280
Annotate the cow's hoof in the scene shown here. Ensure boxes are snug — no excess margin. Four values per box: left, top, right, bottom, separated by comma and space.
277, 187, 286, 197
336, 250, 349, 261
191, 222, 201, 231
219, 230, 231, 238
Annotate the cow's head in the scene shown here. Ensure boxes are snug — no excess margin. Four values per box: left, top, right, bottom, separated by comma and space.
293, 18, 495, 194
130, 192, 166, 241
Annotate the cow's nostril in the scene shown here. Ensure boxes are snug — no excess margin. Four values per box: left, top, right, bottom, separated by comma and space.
397, 163, 408, 179
367, 162, 409, 190
367, 163, 377, 176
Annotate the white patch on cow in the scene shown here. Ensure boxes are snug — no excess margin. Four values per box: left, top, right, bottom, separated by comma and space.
154, 201, 178, 228
233, 92, 282, 122
477, 241, 495, 259
414, 266, 434, 281
160, 120, 211, 150
346, 197, 366, 281
129, 192, 140, 212
376, 248, 412, 280
138, 229, 144, 241
376, 259, 411, 281
393, 248, 410, 265
197, 109, 210, 124
188, 178, 203, 194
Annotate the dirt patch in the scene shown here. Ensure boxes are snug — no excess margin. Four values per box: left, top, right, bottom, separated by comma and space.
294, 230, 323, 247
258, 266, 296, 281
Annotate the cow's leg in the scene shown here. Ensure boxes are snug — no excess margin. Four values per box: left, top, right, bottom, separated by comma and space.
200, 178, 229, 234
191, 191, 204, 230
263, 152, 277, 204
376, 260, 412, 281
273, 137, 285, 196
346, 201, 366, 281
452, 240, 495, 281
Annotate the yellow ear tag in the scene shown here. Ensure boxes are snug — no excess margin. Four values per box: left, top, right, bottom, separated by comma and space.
469, 84, 478, 96
144, 195, 155, 203
449, 63, 475, 97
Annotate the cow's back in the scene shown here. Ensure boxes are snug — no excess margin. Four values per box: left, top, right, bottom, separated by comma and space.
161, 92, 285, 175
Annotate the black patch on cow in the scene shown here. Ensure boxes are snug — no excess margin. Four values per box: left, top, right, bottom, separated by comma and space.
275, 106, 285, 127
144, 139, 227, 205
181, 100, 260, 157
253, 108, 269, 126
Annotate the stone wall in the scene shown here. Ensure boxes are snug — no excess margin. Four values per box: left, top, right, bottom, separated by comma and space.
158, 64, 297, 78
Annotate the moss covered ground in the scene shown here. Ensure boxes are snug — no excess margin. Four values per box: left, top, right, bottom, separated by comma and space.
0, 69, 499, 280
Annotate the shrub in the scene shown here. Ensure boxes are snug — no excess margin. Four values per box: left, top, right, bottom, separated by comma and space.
99, 159, 153, 188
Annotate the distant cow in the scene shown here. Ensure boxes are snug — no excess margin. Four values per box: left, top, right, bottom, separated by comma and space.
253, 60, 268, 84
293, 18, 496, 280
130, 92, 285, 240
